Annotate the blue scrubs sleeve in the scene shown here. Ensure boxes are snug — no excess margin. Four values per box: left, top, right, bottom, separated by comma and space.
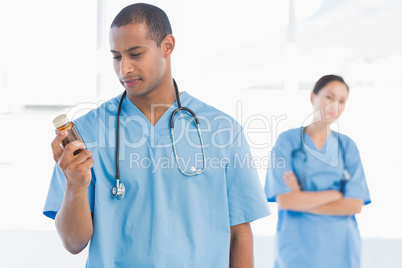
264, 132, 293, 202
43, 164, 95, 220
226, 129, 271, 226
343, 140, 371, 205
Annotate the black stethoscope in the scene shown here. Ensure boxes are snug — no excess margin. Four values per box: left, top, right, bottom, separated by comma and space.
111, 79, 206, 200
290, 127, 351, 193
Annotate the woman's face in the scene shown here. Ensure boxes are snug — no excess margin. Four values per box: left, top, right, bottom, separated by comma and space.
311, 81, 349, 124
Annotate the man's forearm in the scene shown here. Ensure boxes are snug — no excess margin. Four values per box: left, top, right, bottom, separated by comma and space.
307, 198, 363, 216
55, 185, 93, 254
230, 223, 254, 268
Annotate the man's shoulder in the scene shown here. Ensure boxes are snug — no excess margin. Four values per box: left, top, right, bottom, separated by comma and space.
70, 94, 122, 141
185, 92, 241, 130
72, 94, 122, 125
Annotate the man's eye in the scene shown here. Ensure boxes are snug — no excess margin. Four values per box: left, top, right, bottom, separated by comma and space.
131, 53, 142, 58
113, 55, 121, 60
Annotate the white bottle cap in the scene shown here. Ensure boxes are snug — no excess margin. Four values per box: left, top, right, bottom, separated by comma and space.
53, 114, 69, 128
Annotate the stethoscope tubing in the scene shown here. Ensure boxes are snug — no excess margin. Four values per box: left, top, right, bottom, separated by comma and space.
113, 79, 206, 199
290, 127, 350, 192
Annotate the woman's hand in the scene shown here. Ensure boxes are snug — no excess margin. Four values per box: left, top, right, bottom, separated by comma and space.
283, 171, 301, 192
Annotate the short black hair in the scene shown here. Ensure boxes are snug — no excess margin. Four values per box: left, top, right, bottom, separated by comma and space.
312, 74, 349, 95
110, 3, 172, 47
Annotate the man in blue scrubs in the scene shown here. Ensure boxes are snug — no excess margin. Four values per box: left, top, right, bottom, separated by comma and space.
44, 3, 270, 267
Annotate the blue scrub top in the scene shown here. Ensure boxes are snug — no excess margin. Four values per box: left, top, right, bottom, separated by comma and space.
264, 127, 371, 268
44, 91, 270, 268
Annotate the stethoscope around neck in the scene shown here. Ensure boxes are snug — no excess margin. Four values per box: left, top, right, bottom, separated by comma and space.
290, 127, 351, 193
112, 79, 206, 200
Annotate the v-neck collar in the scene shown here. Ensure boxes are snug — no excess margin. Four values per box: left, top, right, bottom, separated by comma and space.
300, 126, 341, 168
301, 126, 334, 153
119, 91, 192, 146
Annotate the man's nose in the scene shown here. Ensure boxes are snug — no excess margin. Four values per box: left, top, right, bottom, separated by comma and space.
120, 57, 134, 76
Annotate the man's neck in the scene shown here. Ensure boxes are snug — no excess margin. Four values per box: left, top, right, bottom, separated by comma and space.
126, 77, 176, 126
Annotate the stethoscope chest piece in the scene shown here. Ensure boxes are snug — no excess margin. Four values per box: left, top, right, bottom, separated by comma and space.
112, 180, 125, 200
190, 166, 202, 174
343, 169, 351, 181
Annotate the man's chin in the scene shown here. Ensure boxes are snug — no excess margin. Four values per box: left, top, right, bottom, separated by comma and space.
124, 86, 153, 98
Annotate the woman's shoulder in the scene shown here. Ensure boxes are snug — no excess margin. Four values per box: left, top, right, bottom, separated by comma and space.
275, 127, 303, 147
278, 127, 303, 139
333, 131, 359, 151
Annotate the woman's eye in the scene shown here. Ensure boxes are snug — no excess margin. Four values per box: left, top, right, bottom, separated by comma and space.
113, 55, 121, 60
131, 53, 142, 58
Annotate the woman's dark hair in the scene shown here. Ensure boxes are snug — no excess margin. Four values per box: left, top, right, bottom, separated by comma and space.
312, 75, 349, 95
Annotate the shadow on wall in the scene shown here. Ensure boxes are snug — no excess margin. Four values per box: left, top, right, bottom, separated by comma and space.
0, 230, 401, 268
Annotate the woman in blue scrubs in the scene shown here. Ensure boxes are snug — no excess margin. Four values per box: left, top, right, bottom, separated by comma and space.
265, 75, 371, 268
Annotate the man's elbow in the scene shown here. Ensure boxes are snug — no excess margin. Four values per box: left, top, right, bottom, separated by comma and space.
67, 247, 84, 255
56, 224, 91, 255
55, 214, 93, 255
63, 241, 89, 255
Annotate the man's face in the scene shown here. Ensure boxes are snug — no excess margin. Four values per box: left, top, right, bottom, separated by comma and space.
110, 23, 165, 96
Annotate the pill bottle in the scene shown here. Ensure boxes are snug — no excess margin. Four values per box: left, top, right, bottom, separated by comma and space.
53, 114, 84, 155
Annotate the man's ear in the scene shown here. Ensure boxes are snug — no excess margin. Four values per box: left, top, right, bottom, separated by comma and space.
162, 34, 175, 57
